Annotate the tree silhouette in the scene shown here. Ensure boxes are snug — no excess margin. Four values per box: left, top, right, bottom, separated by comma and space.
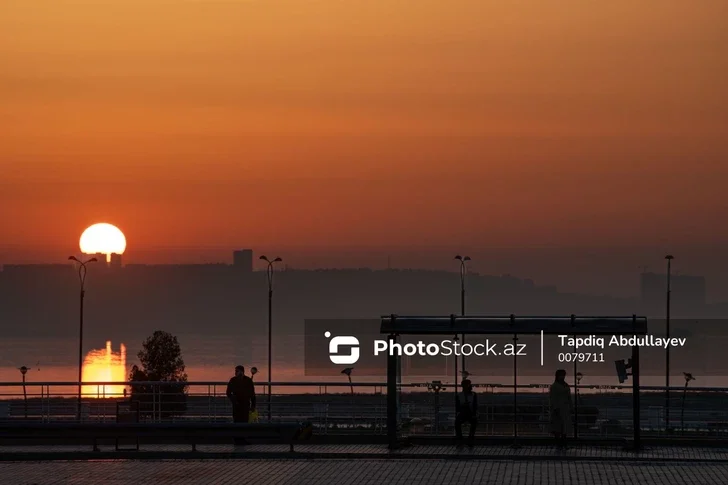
128, 331, 188, 419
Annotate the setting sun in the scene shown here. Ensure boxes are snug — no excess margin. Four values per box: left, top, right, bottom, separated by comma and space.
79, 223, 127, 260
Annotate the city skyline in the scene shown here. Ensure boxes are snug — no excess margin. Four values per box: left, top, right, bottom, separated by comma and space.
3, 242, 727, 301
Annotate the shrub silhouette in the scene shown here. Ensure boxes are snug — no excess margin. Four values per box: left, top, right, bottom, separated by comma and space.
128, 331, 188, 420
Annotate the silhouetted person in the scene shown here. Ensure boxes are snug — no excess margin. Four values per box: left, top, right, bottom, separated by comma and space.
550, 369, 572, 449
455, 379, 478, 446
227, 365, 256, 444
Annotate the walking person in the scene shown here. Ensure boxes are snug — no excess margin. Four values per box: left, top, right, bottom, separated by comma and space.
226, 365, 256, 445
455, 379, 478, 447
549, 369, 572, 450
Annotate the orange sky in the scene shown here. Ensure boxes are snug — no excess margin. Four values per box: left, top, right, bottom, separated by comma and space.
1, 0, 727, 255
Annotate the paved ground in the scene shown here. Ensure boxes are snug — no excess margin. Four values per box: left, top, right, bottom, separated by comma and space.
2, 444, 728, 462
2, 459, 727, 485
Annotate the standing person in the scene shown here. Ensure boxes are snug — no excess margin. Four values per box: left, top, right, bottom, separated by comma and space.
455, 379, 478, 447
227, 365, 256, 432
549, 369, 572, 449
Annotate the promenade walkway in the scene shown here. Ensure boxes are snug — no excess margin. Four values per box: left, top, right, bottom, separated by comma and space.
2, 443, 728, 462
2, 458, 726, 485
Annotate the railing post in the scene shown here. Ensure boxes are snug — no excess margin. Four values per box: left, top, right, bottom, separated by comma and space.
434, 388, 440, 435
511, 315, 520, 448
632, 315, 641, 451
154, 384, 159, 423
387, 330, 399, 449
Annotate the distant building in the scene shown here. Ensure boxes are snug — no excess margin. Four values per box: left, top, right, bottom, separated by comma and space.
640, 272, 706, 317
110, 253, 122, 269
233, 249, 253, 272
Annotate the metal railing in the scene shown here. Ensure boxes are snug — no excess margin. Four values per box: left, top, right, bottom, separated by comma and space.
0, 381, 726, 439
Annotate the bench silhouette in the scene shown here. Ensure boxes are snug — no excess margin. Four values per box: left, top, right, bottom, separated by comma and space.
0, 422, 309, 452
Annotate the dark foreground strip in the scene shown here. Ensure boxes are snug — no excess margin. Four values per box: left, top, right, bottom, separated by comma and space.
1, 450, 727, 463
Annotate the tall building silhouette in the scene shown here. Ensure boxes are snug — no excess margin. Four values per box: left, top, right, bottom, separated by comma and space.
110, 253, 122, 269
233, 249, 253, 272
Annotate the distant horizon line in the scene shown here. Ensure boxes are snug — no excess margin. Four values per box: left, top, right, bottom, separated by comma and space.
0, 258, 703, 281
0, 260, 694, 281
3, 242, 728, 251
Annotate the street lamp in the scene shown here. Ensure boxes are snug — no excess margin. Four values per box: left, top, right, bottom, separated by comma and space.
665, 254, 674, 432
69, 255, 97, 421
681, 372, 695, 433
341, 367, 355, 428
18, 366, 29, 419
342, 367, 354, 396
250, 367, 258, 381
574, 371, 584, 437
575, 372, 583, 403
260, 255, 282, 423
454, 255, 471, 398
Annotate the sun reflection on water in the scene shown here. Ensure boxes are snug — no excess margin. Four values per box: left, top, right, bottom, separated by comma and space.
81, 341, 126, 397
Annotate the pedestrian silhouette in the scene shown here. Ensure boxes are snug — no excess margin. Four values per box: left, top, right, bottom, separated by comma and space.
455, 379, 478, 447
549, 369, 572, 449
226, 365, 257, 445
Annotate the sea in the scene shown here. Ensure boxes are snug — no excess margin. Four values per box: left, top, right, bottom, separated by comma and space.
2, 331, 726, 401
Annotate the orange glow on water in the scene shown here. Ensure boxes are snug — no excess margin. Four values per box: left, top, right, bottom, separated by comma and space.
81, 341, 126, 397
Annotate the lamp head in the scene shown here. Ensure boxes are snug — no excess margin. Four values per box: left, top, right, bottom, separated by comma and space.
88, 257, 98, 263
260, 255, 269, 262
463, 256, 471, 261
251, 367, 258, 375
68, 256, 79, 262
454, 255, 462, 261
273, 257, 282, 262
19, 366, 28, 375
341, 367, 353, 376
665, 255, 674, 260
683, 372, 695, 382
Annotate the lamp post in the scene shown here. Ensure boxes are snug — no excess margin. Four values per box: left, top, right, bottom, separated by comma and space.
681, 372, 695, 433
575, 372, 583, 401
250, 367, 258, 382
342, 367, 355, 428
665, 254, 673, 432
260, 255, 282, 423
454, 255, 471, 399
575, 371, 583, 436
342, 367, 354, 396
19, 366, 29, 419
69, 255, 97, 421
